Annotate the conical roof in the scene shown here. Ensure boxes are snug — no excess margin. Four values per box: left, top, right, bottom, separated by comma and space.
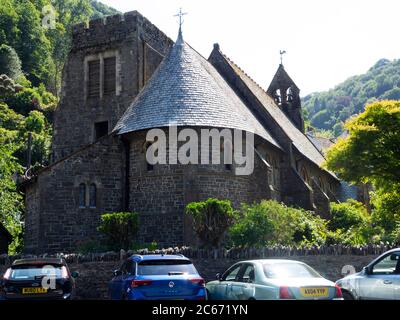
113, 31, 280, 150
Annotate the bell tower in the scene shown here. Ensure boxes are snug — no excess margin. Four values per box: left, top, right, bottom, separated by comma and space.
267, 64, 304, 133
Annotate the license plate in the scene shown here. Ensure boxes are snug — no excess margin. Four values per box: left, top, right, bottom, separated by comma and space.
300, 287, 329, 297
22, 287, 48, 294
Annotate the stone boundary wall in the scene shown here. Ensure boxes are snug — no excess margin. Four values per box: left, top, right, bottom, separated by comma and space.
0, 245, 396, 299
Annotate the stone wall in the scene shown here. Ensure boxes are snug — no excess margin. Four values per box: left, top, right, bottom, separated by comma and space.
1, 245, 393, 299
24, 135, 125, 254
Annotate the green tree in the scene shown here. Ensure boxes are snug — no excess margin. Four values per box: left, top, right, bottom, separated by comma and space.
229, 202, 274, 247
185, 198, 236, 248
0, 44, 23, 80
325, 100, 400, 192
98, 212, 139, 250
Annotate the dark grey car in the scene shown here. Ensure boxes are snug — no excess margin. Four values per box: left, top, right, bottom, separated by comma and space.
336, 248, 400, 300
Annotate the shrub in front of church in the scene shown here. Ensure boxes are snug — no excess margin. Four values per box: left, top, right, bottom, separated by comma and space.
228, 200, 328, 247
185, 198, 236, 249
97, 212, 139, 251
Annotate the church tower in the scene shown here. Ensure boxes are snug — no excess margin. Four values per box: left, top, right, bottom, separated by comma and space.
267, 64, 305, 133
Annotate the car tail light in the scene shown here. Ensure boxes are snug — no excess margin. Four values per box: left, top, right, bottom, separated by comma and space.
61, 266, 69, 279
334, 285, 343, 298
3, 268, 11, 280
190, 278, 205, 287
131, 279, 153, 288
279, 286, 294, 299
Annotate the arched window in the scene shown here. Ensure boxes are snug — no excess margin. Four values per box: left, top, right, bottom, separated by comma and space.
300, 167, 310, 186
274, 89, 282, 105
79, 183, 86, 208
89, 183, 97, 208
266, 154, 273, 185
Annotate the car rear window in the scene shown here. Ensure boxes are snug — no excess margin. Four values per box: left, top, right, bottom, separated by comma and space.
263, 262, 321, 279
137, 259, 197, 276
9, 265, 63, 280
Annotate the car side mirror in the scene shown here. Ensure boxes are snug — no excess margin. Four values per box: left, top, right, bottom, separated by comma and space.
113, 269, 122, 277
363, 266, 371, 275
71, 271, 79, 278
216, 273, 221, 281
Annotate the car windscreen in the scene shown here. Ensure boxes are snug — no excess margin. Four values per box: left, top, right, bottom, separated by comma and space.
9, 265, 63, 280
137, 259, 197, 276
263, 262, 322, 279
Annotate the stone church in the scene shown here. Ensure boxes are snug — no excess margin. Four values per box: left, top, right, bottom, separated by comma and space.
22, 11, 353, 254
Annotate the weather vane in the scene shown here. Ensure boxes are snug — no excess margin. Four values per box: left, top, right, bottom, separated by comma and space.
174, 8, 188, 28
280, 50, 287, 65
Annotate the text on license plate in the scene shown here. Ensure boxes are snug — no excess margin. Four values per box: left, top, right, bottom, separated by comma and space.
22, 287, 48, 294
300, 287, 329, 297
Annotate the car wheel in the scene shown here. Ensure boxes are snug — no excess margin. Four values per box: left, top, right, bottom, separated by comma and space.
342, 291, 354, 300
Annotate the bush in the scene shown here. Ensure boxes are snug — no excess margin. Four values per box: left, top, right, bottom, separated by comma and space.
97, 212, 139, 251
185, 198, 235, 248
229, 203, 274, 247
329, 200, 369, 231
0, 44, 22, 80
228, 200, 329, 247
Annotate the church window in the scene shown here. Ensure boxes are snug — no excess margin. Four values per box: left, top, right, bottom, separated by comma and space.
89, 184, 97, 208
286, 87, 294, 103
103, 57, 116, 96
272, 158, 280, 186
79, 183, 86, 208
88, 60, 100, 98
300, 167, 310, 186
94, 121, 109, 140
274, 89, 282, 105
318, 177, 325, 192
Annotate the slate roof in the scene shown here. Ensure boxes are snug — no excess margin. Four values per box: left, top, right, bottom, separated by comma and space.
113, 31, 281, 150
306, 133, 335, 155
214, 50, 337, 177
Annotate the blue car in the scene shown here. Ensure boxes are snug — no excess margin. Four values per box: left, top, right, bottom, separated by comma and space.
108, 254, 207, 300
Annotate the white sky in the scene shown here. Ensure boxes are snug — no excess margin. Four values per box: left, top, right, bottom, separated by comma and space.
98, 0, 400, 96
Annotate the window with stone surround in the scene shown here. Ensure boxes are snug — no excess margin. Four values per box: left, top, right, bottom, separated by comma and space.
79, 183, 86, 208
103, 57, 116, 95
89, 184, 97, 208
300, 166, 310, 186
85, 51, 119, 100
88, 60, 100, 98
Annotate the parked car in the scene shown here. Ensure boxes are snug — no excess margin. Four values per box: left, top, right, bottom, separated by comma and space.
108, 254, 206, 300
336, 248, 400, 300
0, 258, 78, 300
206, 259, 343, 300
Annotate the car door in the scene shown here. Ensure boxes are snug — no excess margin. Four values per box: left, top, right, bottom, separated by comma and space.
110, 260, 134, 300
358, 251, 400, 299
214, 264, 242, 300
230, 263, 256, 300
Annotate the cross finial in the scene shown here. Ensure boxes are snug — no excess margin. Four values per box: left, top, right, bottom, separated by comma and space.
174, 8, 188, 29
280, 50, 287, 65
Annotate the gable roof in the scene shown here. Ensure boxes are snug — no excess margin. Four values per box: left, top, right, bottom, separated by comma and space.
113, 31, 281, 150
210, 49, 337, 178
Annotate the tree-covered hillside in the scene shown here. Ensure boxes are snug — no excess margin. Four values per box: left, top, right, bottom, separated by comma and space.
302, 58, 400, 136
0, 0, 118, 253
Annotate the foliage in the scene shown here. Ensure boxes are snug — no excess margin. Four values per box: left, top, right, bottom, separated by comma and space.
229, 203, 275, 247
303, 58, 400, 136
0, 44, 22, 79
0, 143, 24, 254
185, 198, 236, 248
325, 100, 400, 191
371, 189, 400, 237
228, 200, 328, 247
329, 200, 369, 231
97, 212, 139, 251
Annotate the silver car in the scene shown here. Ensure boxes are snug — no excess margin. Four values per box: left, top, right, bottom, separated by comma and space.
336, 248, 400, 300
206, 259, 343, 300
